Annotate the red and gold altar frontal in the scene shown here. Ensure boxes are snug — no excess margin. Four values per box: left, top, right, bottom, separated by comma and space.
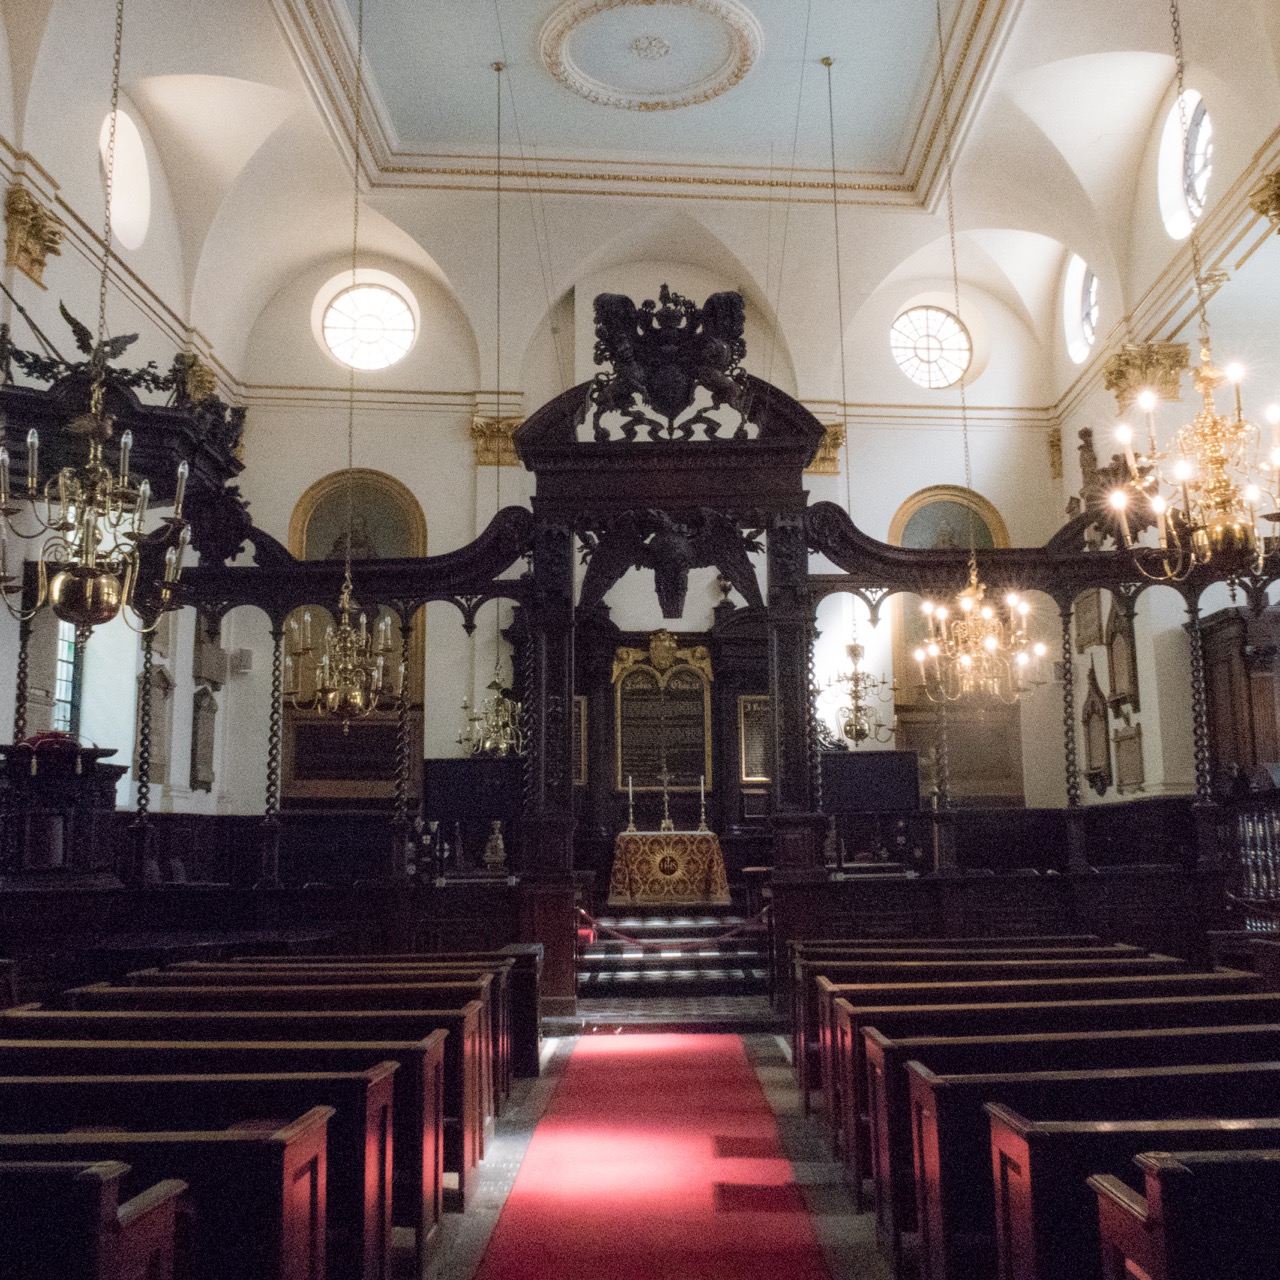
607, 830, 731, 908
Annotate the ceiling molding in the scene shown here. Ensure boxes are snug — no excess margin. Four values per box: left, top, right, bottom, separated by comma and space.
272, 0, 1020, 205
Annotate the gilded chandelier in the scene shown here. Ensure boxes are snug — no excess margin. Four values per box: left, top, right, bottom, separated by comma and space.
915, 566, 1047, 704
1109, 360, 1277, 582
285, 576, 401, 729
0, 0, 188, 632
458, 666, 527, 759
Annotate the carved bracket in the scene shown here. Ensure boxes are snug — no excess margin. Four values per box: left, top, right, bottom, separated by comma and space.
1102, 341, 1189, 412
4, 184, 63, 289
471, 415, 522, 466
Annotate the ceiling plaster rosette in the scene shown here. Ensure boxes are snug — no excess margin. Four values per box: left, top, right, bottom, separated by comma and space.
539, 0, 763, 112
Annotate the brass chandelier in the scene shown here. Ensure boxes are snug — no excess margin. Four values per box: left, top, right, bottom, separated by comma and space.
830, 623, 896, 746
1108, 0, 1276, 584
914, 0, 1044, 705
0, 0, 188, 631
915, 570, 1047, 704
283, 0, 399, 730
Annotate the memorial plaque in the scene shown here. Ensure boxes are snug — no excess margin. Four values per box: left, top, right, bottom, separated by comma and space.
614, 630, 712, 790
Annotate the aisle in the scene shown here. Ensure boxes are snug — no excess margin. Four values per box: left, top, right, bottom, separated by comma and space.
472, 1034, 834, 1280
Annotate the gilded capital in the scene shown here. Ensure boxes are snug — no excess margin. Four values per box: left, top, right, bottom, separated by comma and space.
471, 414, 521, 466
4, 184, 63, 289
1248, 169, 1280, 233
805, 421, 846, 476
1102, 341, 1189, 412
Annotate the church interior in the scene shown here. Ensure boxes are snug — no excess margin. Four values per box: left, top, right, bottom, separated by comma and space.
1, 0, 1280, 1276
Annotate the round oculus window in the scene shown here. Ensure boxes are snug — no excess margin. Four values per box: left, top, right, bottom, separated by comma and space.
890, 306, 972, 389
322, 284, 416, 370
1158, 90, 1212, 239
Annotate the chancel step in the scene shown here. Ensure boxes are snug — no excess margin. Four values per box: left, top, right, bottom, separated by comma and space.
579, 911, 769, 999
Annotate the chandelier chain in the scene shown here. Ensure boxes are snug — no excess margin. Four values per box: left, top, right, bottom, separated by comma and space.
934, 0, 976, 561
344, 0, 365, 585
1167, 0, 1211, 352
93, 0, 125, 415
822, 58, 853, 514
493, 61, 505, 674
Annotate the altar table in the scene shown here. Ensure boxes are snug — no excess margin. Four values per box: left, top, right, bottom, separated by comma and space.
606, 829, 732, 907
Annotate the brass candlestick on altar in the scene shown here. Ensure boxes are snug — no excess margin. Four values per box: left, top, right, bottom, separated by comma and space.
626, 774, 636, 832
658, 764, 674, 833
698, 773, 709, 833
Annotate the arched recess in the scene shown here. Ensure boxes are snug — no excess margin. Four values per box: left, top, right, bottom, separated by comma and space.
283, 468, 426, 805
887, 485, 1025, 806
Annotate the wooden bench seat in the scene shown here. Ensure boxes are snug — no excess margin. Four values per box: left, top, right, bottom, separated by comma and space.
908, 1060, 1280, 1280
1091, 1149, 1280, 1280
813, 968, 1257, 1145
212, 946, 544, 1079
0, 1067, 397, 1280
0, 1036, 444, 1276
0, 1159, 185, 1280
988, 1105, 1280, 1280
142, 963, 514, 1109
0, 1107, 332, 1280
794, 954, 1187, 1114
832, 986, 1280, 1202
69, 978, 500, 1149
870, 1023, 1280, 1275
0, 1004, 481, 1212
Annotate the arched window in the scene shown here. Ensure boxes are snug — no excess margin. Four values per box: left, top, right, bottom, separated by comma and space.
1064, 254, 1100, 364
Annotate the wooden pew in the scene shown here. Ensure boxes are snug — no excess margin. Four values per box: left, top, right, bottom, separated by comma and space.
1092, 1149, 1280, 1280
0, 1108, 332, 1280
0, 1004, 481, 1212
0, 1036, 444, 1277
141, 962, 515, 1110
69, 978, 499, 1150
791, 935, 1102, 955
794, 953, 1188, 1114
0, 1067, 397, 1280
815, 967, 1258, 1150
808, 952, 1152, 1131
213, 945, 544, 1079
832, 985, 1280, 1199
909, 1060, 1280, 1280
0, 1159, 186, 1280
870, 1024, 1280, 1275
988, 1105, 1280, 1280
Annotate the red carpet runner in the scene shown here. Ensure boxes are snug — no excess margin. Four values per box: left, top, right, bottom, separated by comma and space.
473, 1034, 833, 1279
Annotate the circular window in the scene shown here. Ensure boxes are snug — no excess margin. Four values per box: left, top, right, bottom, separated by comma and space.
98, 109, 150, 250
890, 306, 972, 389
1063, 254, 1099, 364
322, 283, 416, 370
1158, 90, 1212, 239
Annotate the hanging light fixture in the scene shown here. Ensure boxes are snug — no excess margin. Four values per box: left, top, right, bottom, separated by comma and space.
1107, 0, 1277, 585
915, 572, 1048, 704
284, 0, 400, 731
913, 0, 1045, 704
0, 0, 188, 631
457, 60, 526, 760
829, 619, 896, 746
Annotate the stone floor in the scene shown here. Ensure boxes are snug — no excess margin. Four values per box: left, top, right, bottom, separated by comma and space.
422, 1032, 891, 1280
